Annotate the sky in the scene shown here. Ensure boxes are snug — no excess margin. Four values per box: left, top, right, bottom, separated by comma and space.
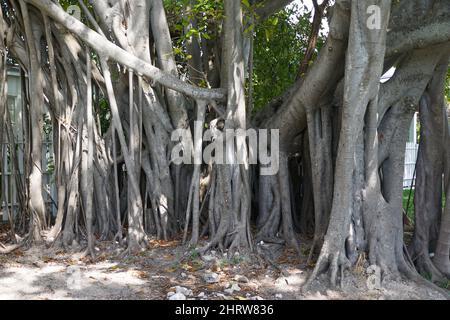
291, 0, 330, 34
293, 0, 325, 12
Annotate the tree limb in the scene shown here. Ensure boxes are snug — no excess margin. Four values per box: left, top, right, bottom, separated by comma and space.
0, 242, 23, 254
255, 0, 295, 21
26, 0, 226, 101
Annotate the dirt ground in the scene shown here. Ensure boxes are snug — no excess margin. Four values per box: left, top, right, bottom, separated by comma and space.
0, 234, 448, 300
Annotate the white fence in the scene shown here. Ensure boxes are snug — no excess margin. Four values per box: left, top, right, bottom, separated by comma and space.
1, 66, 56, 222
1, 141, 56, 222
404, 142, 419, 189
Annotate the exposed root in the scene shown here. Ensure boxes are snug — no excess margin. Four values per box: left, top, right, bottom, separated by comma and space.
113, 232, 124, 246
413, 253, 446, 283
400, 260, 450, 299
306, 236, 322, 266
433, 259, 450, 279
127, 236, 149, 255
304, 246, 351, 291
0, 242, 24, 255
116, 244, 146, 259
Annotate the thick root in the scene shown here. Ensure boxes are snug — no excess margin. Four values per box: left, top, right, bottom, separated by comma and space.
413, 254, 446, 283
433, 258, 450, 279
0, 242, 24, 254
304, 243, 351, 290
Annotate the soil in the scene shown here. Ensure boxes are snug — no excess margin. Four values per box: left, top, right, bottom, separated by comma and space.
0, 222, 448, 301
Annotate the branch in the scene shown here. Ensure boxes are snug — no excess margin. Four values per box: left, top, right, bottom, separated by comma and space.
255, 0, 294, 21
387, 20, 450, 58
25, 0, 226, 101
297, 0, 330, 78
263, 0, 350, 149
387, 0, 450, 57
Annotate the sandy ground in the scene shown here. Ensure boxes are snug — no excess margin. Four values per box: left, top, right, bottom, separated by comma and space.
0, 239, 448, 300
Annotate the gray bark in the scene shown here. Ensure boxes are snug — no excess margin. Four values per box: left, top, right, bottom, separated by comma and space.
307, 0, 391, 287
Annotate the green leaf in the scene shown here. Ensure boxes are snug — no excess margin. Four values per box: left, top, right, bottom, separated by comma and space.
265, 29, 271, 42
244, 24, 255, 35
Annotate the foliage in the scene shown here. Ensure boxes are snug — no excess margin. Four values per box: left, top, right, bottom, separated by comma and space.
403, 189, 446, 225
163, 0, 223, 65
161, 1, 324, 111
403, 189, 415, 222
58, 0, 89, 11
438, 279, 450, 291
57, 0, 325, 117
252, 4, 326, 111
96, 97, 111, 135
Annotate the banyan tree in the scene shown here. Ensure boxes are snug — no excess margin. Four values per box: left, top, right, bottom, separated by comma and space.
0, 0, 449, 293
